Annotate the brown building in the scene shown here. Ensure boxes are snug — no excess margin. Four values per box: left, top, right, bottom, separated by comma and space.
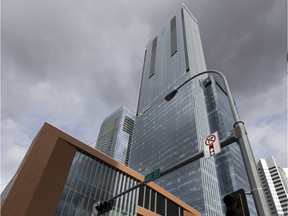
1, 123, 201, 216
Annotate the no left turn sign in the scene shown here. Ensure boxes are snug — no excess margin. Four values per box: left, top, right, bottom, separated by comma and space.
205, 134, 216, 146
203, 132, 221, 159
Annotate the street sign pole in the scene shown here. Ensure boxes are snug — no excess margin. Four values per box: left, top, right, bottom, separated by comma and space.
165, 70, 270, 215
145, 169, 160, 183
203, 131, 221, 159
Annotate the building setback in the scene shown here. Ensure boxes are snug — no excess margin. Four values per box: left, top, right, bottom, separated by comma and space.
257, 156, 288, 215
1, 123, 201, 216
130, 4, 223, 215
95, 106, 135, 166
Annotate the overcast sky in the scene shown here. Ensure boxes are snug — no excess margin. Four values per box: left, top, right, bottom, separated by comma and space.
1, 0, 287, 193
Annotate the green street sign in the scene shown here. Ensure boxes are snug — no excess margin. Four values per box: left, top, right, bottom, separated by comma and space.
144, 169, 160, 183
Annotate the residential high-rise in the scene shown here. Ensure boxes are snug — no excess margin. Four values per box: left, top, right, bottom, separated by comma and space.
257, 156, 288, 215
203, 76, 257, 215
95, 106, 135, 166
130, 4, 223, 215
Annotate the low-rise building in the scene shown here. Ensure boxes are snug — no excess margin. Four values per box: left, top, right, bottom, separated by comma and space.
1, 123, 200, 216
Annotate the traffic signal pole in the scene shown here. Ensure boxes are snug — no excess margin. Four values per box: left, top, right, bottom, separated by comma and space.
94, 70, 270, 215
97, 123, 267, 215
234, 121, 269, 215
209, 70, 270, 216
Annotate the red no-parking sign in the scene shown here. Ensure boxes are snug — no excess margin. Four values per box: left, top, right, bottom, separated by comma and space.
203, 131, 221, 159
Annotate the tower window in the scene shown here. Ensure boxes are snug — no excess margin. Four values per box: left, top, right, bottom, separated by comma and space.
181, 9, 190, 72
170, 16, 177, 56
149, 37, 157, 78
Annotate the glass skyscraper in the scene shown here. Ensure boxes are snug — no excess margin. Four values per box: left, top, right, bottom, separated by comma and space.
96, 106, 135, 166
130, 4, 223, 215
203, 76, 256, 215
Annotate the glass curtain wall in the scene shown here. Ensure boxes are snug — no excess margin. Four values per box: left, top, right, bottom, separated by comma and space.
55, 151, 138, 216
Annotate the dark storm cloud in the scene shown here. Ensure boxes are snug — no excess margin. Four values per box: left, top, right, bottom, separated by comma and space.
1, 0, 286, 192
2, 0, 149, 112
2, 0, 285, 111
187, 0, 286, 97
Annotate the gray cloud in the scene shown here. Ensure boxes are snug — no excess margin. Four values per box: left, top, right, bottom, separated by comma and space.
189, 0, 286, 96
1, 0, 287, 192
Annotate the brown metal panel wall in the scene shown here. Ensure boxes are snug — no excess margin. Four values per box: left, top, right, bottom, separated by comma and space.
183, 209, 196, 216
1, 124, 76, 216
26, 138, 76, 215
137, 206, 161, 216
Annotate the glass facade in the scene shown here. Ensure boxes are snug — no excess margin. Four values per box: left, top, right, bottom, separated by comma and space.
96, 106, 135, 166
55, 151, 139, 215
130, 4, 222, 215
203, 76, 257, 215
55, 150, 199, 216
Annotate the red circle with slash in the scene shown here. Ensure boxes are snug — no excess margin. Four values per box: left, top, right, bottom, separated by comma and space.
205, 135, 216, 146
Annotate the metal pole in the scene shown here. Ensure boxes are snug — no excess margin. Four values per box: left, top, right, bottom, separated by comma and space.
234, 121, 270, 215
175, 70, 269, 215
166, 70, 269, 214
207, 70, 269, 215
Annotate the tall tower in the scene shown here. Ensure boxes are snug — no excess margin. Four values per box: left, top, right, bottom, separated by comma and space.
130, 4, 223, 214
257, 156, 288, 215
96, 106, 135, 166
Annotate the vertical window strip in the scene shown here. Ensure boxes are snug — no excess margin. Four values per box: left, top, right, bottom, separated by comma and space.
122, 174, 128, 212
170, 16, 177, 56
126, 178, 132, 214
91, 159, 100, 200
137, 48, 147, 115
181, 9, 190, 72
67, 156, 87, 215
120, 174, 127, 212
132, 179, 138, 214
82, 159, 94, 213
115, 172, 122, 211
149, 37, 157, 78
99, 165, 108, 201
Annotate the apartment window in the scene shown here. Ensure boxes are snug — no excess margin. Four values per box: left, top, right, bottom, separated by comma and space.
167, 199, 179, 216
156, 193, 166, 215
278, 191, 286, 195
150, 190, 156, 211
149, 37, 157, 78
138, 185, 144, 206
170, 16, 177, 56
144, 186, 150, 209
